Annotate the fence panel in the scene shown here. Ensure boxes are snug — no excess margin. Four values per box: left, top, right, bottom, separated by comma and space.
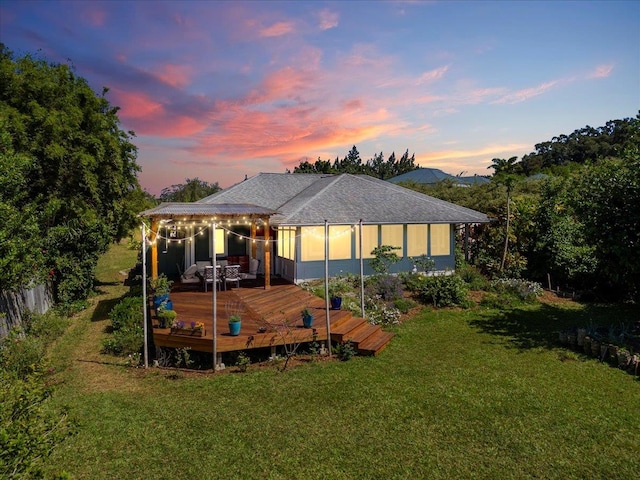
0, 283, 53, 339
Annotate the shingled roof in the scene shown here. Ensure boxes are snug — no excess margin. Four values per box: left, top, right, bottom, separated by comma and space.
389, 168, 490, 186
199, 173, 489, 226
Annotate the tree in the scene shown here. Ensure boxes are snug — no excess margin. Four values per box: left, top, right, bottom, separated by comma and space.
488, 157, 520, 272
0, 45, 142, 303
159, 177, 221, 202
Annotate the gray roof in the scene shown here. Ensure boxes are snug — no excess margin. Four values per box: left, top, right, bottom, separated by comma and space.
388, 168, 490, 186
200, 173, 489, 225
139, 202, 277, 218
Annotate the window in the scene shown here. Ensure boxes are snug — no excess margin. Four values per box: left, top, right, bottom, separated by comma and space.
381, 224, 404, 257
277, 227, 296, 260
301, 226, 324, 261
355, 225, 378, 259
329, 225, 352, 260
407, 224, 428, 257
208, 227, 226, 257
430, 224, 450, 256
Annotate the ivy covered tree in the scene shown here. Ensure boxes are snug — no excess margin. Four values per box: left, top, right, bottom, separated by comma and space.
0, 45, 142, 305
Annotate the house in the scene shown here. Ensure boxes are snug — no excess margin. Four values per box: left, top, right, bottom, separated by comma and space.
388, 167, 490, 186
140, 173, 489, 285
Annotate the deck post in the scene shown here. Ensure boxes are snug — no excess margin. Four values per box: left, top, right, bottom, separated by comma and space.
359, 219, 365, 318
212, 222, 218, 371
324, 219, 332, 356
250, 221, 257, 260
142, 222, 149, 368
263, 217, 271, 290
150, 218, 159, 279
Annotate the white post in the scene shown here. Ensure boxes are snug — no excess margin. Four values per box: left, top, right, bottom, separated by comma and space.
324, 220, 331, 356
212, 222, 218, 371
142, 222, 149, 368
359, 219, 365, 318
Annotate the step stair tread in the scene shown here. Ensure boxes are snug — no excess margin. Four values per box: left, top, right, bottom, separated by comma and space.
357, 331, 395, 356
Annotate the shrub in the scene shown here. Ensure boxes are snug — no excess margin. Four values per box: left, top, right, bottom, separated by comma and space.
457, 263, 490, 290
393, 298, 416, 314
0, 330, 46, 379
102, 296, 144, 356
365, 301, 401, 326
417, 274, 470, 308
335, 340, 356, 361
490, 278, 543, 303
365, 274, 403, 301
0, 371, 71, 479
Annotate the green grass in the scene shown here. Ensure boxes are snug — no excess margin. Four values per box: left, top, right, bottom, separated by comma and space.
43, 242, 640, 479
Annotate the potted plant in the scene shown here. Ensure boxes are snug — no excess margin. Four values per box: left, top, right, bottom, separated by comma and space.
301, 307, 314, 328
328, 276, 349, 310
157, 308, 177, 329
228, 314, 241, 336
151, 274, 173, 311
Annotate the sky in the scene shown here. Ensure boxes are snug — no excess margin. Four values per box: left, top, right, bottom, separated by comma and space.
1, 1, 638, 196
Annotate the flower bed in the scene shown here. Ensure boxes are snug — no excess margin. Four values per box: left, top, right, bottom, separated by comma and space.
170, 321, 205, 337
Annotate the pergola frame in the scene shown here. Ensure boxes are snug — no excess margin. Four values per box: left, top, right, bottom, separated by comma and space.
139, 202, 277, 369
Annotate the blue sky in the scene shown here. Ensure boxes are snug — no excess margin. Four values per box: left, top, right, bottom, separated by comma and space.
1, 0, 638, 195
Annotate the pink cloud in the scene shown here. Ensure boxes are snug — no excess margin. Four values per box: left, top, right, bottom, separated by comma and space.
317, 8, 339, 30
152, 63, 193, 88
111, 88, 207, 137
260, 21, 296, 37
416, 65, 450, 84
588, 63, 614, 79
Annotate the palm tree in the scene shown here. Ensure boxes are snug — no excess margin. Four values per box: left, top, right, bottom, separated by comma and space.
488, 157, 519, 272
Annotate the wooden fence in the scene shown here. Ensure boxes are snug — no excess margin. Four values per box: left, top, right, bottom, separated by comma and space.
0, 283, 53, 339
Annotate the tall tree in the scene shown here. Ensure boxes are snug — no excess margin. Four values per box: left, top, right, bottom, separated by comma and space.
0, 46, 142, 303
489, 157, 519, 272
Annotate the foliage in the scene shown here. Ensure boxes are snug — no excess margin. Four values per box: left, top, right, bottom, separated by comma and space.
108, 295, 143, 332
456, 263, 490, 290
368, 245, 401, 275
327, 276, 350, 299
334, 340, 356, 361
414, 274, 471, 308
0, 370, 71, 479
159, 177, 221, 202
235, 352, 250, 372
520, 113, 640, 175
293, 145, 418, 179
0, 329, 45, 379
411, 254, 435, 273
102, 295, 143, 356
364, 299, 402, 326
364, 274, 403, 301
393, 297, 416, 314
150, 274, 173, 296
490, 278, 543, 303
0, 46, 143, 305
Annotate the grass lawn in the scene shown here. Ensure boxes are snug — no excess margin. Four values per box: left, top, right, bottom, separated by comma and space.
44, 241, 640, 479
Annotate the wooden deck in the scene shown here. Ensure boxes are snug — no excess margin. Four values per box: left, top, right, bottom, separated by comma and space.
151, 280, 394, 356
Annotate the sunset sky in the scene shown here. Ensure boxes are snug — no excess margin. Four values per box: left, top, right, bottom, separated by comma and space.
1, 0, 638, 195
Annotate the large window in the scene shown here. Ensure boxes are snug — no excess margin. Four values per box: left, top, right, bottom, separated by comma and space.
381, 224, 404, 257
355, 225, 378, 259
301, 226, 324, 261
407, 224, 428, 257
430, 224, 450, 256
329, 225, 352, 260
208, 227, 226, 257
277, 227, 296, 260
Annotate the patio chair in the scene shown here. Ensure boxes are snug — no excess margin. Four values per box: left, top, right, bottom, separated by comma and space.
240, 257, 260, 285
224, 264, 241, 290
178, 263, 201, 289
203, 265, 223, 292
